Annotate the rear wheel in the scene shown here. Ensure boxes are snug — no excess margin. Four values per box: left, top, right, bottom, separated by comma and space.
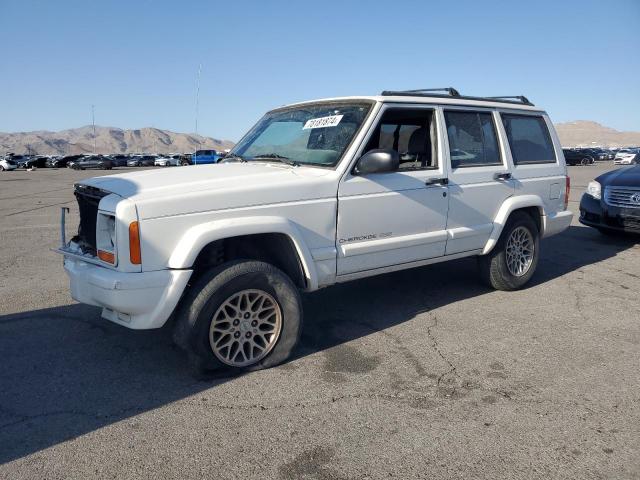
478, 211, 540, 291
580, 157, 589, 166
173, 260, 303, 375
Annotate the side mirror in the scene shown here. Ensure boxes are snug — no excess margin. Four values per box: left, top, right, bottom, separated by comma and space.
355, 149, 399, 174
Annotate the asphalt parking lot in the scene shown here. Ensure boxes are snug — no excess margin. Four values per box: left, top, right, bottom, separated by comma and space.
1, 164, 638, 479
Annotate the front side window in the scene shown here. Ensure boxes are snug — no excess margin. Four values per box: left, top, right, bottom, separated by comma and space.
363, 108, 437, 170
444, 111, 501, 168
232, 102, 372, 167
501, 114, 556, 164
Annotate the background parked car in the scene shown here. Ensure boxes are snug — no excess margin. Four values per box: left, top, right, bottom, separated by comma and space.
11, 155, 46, 168
0, 157, 18, 171
563, 148, 595, 166
154, 154, 182, 166
589, 148, 614, 161
580, 164, 640, 235
127, 155, 156, 167
47, 154, 84, 168
20, 156, 49, 169
614, 149, 639, 165
69, 155, 113, 170
191, 149, 220, 165
9, 155, 30, 168
108, 154, 131, 167
178, 153, 192, 165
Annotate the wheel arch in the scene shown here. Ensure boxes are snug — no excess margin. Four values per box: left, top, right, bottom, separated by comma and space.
168, 216, 318, 290
482, 196, 545, 255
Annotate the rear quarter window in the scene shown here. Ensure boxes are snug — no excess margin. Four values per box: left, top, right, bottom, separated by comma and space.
501, 114, 556, 165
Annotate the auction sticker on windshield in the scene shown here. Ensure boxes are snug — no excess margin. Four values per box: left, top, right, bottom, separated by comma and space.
303, 114, 344, 129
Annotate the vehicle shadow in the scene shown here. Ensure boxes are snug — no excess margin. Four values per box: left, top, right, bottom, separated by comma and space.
0, 225, 635, 464
298, 225, 637, 356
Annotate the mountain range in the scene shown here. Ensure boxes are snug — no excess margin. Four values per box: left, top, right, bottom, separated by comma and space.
0, 126, 235, 155
554, 121, 640, 148
1, 121, 638, 155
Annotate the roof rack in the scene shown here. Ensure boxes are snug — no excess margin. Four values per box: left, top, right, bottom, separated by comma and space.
380, 88, 534, 106
486, 95, 532, 105
381, 87, 460, 97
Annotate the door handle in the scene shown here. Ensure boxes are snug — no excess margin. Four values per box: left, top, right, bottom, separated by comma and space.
426, 177, 448, 186
494, 172, 512, 180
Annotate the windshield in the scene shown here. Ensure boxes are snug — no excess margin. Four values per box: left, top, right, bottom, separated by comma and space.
231, 102, 373, 167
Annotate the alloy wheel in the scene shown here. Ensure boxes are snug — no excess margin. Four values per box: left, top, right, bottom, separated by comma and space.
505, 226, 534, 277
209, 289, 283, 367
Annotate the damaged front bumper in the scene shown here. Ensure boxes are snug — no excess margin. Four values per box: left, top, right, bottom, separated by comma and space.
61, 256, 191, 329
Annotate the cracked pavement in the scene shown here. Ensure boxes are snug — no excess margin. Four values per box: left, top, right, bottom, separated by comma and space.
1, 165, 639, 479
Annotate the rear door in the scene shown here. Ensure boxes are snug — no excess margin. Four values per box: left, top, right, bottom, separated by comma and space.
441, 108, 515, 254
499, 111, 566, 217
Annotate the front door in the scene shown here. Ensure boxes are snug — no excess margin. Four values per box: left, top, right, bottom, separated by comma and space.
336, 105, 450, 276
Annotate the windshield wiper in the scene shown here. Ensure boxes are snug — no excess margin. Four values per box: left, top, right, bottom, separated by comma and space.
220, 153, 247, 163
251, 153, 300, 167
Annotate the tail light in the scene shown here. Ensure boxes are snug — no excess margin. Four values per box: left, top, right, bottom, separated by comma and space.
129, 221, 142, 264
564, 176, 571, 211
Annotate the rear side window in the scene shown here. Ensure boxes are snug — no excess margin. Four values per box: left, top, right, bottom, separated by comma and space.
501, 114, 556, 164
444, 111, 501, 168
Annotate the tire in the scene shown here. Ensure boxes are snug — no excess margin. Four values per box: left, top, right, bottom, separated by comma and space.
173, 260, 303, 375
0, 166, 4, 171
478, 211, 540, 291
181, 161, 190, 166
580, 158, 589, 166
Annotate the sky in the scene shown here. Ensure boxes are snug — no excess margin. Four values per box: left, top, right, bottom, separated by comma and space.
0, 0, 639, 142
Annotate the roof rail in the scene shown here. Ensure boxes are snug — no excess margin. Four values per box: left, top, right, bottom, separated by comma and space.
380, 89, 534, 106
486, 96, 533, 106
381, 87, 460, 97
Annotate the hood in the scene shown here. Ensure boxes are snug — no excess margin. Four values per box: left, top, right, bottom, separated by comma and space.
597, 165, 640, 186
79, 162, 336, 219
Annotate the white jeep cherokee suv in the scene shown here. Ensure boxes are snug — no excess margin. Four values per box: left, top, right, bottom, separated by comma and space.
57, 88, 573, 372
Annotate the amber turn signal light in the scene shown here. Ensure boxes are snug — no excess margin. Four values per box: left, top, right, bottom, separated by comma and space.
97, 250, 115, 264
129, 221, 141, 264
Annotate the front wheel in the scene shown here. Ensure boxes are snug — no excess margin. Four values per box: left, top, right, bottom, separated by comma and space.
173, 260, 303, 375
478, 211, 540, 291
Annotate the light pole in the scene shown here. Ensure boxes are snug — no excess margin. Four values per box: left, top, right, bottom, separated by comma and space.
91, 104, 96, 154
194, 63, 202, 165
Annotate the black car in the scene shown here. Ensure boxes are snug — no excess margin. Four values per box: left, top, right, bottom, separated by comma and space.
69, 155, 113, 170
28, 156, 50, 168
563, 148, 595, 166
127, 155, 156, 167
7, 155, 29, 168
109, 154, 131, 167
12, 155, 48, 168
588, 148, 614, 161
580, 165, 640, 235
47, 154, 84, 168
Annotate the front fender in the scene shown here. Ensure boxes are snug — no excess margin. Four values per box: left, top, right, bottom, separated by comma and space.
167, 216, 319, 290
482, 195, 545, 255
